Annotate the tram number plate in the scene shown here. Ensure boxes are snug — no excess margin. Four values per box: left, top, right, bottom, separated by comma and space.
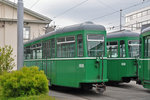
79, 64, 84, 68
121, 63, 126, 66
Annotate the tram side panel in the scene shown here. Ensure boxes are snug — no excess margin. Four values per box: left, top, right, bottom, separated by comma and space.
48, 59, 85, 88
139, 59, 150, 89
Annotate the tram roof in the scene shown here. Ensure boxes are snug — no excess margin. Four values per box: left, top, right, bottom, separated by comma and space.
24, 21, 105, 45
107, 30, 139, 39
141, 24, 150, 33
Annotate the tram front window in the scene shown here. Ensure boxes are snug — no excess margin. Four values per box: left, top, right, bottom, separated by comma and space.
87, 34, 104, 57
128, 40, 139, 57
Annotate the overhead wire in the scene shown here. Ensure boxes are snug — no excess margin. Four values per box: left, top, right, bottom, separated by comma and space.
53, 0, 88, 18
30, 0, 41, 9
95, 0, 117, 11
90, 0, 150, 21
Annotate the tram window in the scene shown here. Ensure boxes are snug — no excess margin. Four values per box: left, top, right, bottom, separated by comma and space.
58, 37, 65, 42
24, 46, 31, 59
77, 34, 83, 57
31, 43, 42, 59
148, 39, 150, 57
43, 42, 47, 59
87, 34, 104, 57
144, 36, 150, 58
107, 41, 118, 58
24, 47, 26, 59
88, 34, 103, 40
120, 40, 125, 57
47, 41, 51, 59
66, 36, 74, 41
32, 49, 36, 59
128, 40, 139, 57
43, 41, 51, 59
36, 43, 42, 59
31, 44, 36, 59
57, 36, 75, 57
51, 39, 55, 58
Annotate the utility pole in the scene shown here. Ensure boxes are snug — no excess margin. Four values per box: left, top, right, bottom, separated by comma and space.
120, 9, 122, 31
17, 0, 24, 70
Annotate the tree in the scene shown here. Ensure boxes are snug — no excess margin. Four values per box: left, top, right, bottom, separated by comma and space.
0, 45, 15, 74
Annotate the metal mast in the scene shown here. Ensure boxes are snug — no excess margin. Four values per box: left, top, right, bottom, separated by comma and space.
17, 0, 24, 70
120, 9, 122, 31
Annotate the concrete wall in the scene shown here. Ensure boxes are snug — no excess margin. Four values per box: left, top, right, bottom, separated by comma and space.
0, 2, 50, 70
0, 2, 41, 21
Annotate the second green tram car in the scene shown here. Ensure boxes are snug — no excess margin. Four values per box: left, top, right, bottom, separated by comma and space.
107, 30, 139, 83
24, 22, 108, 92
138, 25, 150, 89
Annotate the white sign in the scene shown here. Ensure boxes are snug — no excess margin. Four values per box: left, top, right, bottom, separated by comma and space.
121, 63, 126, 66
79, 64, 84, 68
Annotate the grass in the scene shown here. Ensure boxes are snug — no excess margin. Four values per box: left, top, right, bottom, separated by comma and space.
0, 86, 56, 100
0, 94, 56, 100
8, 95, 56, 100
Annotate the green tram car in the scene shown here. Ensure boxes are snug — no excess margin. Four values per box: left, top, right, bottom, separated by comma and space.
107, 30, 139, 84
24, 22, 108, 92
138, 25, 150, 89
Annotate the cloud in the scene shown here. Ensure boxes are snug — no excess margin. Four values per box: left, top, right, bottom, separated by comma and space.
10, 0, 150, 29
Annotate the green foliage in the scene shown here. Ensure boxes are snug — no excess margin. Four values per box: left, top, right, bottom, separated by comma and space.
0, 66, 49, 97
0, 45, 15, 74
0, 94, 55, 100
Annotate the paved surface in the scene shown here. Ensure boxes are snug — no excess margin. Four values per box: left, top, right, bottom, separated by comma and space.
49, 81, 150, 100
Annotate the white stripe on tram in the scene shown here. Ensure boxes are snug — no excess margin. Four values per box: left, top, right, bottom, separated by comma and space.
139, 59, 150, 61
24, 57, 139, 61
24, 57, 107, 61
106, 58, 136, 60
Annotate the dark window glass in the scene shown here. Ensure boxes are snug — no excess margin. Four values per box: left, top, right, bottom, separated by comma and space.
120, 40, 125, 57
43, 42, 47, 59
107, 41, 118, 58
51, 39, 55, 58
66, 36, 74, 41
24, 46, 31, 59
144, 36, 150, 58
77, 34, 83, 57
43, 41, 51, 59
57, 37, 65, 42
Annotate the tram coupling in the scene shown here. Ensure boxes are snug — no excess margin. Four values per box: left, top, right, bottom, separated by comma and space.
93, 83, 106, 94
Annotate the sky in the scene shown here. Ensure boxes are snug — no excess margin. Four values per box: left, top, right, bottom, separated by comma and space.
10, 0, 150, 31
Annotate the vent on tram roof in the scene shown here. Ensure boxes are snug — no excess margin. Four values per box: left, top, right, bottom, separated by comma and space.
84, 21, 94, 24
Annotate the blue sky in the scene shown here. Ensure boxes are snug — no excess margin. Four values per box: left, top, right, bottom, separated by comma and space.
11, 0, 150, 31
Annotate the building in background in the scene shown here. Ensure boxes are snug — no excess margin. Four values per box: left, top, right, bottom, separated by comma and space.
0, 0, 52, 70
125, 6, 150, 33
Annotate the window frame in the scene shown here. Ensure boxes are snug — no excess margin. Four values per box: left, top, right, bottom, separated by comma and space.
120, 40, 126, 58
107, 41, 118, 58
77, 34, 84, 57
128, 40, 139, 58
23, 26, 30, 40
144, 36, 150, 58
57, 36, 75, 58
87, 34, 105, 57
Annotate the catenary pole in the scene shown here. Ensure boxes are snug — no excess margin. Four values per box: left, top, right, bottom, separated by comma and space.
17, 0, 24, 70
120, 9, 122, 31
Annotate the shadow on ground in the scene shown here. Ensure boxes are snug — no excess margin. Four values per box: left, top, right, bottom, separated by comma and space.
49, 86, 105, 97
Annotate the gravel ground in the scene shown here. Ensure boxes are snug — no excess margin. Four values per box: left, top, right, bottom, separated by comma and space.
49, 81, 150, 100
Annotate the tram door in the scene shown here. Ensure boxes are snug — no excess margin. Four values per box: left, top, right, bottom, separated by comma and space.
144, 37, 150, 81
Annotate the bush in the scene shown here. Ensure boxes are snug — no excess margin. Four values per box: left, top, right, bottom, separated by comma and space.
0, 45, 15, 74
0, 66, 49, 97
